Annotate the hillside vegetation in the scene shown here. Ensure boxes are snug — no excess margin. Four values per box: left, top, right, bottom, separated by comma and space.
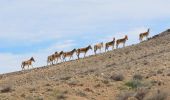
0, 29, 170, 100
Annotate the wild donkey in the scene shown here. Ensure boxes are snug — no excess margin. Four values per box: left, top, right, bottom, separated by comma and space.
47, 54, 55, 65
21, 57, 35, 70
105, 38, 115, 52
116, 35, 128, 48
63, 49, 76, 61
77, 45, 92, 59
54, 51, 64, 64
94, 42, 103, 55
139, 29, 150, 41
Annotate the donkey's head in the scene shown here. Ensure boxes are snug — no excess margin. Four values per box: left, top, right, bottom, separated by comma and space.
101, 42, 104, 47
88, 45, 92, 50
147, 28, 150, 33
113, 37, 116, 42
72, 48, 77, 53
30, 57, 35, 62
125, 35, 128, 40
59, 51, 64, 55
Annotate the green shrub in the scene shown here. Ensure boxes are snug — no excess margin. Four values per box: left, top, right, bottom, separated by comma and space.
125, 80, 142, 89
133, 74, 143, 80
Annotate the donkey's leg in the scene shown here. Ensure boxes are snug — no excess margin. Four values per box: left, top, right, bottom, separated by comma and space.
69, 56, 72, 60
94, 50, 96, 55
22, 65, 24, 70
84, 52, 86, 58
31, 64, 33, 68
51, 60, 54, 65
77, 53, 80, 59
105, 47, 107, 52
57, 58, 59, 63
23, 66, 25, 70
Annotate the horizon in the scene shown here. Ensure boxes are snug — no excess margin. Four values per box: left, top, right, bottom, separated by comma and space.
0, 0, 170, 74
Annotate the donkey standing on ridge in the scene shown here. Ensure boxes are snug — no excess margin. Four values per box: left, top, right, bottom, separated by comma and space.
94, 42, 104, 55
139, 28, 150, 42
21, 57, 35, 70
63, 49, 76, 61
116, 35, 128, 48
77, 45, 92, 59
105, 38, 115, 52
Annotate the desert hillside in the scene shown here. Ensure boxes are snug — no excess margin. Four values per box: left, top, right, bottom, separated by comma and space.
0, 29, 170, 100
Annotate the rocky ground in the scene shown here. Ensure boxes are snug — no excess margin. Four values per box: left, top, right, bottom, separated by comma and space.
0, 29, 170, 100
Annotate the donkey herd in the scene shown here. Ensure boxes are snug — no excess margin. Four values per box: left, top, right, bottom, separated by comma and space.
21, 29, 150, 70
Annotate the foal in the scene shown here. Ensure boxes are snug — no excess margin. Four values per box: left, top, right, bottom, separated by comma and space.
94, 42, 103, 54
77, 45, 92, 59
21, 57, 35, 70
63, 49, 76, 61
139, 29, 150, 41
105, 38, 115, 52
116, 35, 128, 48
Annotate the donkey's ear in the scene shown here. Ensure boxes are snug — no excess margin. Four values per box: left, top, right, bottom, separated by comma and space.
148, 28, 150, 32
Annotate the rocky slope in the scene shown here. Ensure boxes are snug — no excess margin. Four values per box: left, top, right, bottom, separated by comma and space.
0, 29, 170, 100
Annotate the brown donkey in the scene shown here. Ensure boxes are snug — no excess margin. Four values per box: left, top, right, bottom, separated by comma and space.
21, 57, 35, 70
54, 51, 64, 63
94, 42, 103, 54
47, 54, 55, 65
105, 38, 115, 52
63, 49, 76, 61
139, 29, 150, 41
77, 45, 92, 59
116, 35, 128, 48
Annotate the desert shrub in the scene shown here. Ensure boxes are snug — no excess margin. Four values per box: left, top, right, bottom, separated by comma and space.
125, 80, 142, 89
102, 79, 110, 84
134, 88, 148, 100
60, 76, 71, 81
67, 79, 80, 86
46, 88, 53, 92
20, 93, 26, 98
45, 83, 51, 86
56, 94, 67, 100
76, 90, 87, 97
52, 89, 68, 100
133, 74, 143, 80
167, 73, 170, 76
110, 73, 124, 81
117, 88, 148, 100
146, 90, 167, 100
116, 91, 134, 100
0, 85, 12, 93
157, 69, 163, 74
34, 96, 44, 100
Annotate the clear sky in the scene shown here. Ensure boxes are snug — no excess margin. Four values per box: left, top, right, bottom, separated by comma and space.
0, 0, 170, 74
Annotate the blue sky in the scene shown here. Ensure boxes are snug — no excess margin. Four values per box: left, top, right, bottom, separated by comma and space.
0, 0, 170, 74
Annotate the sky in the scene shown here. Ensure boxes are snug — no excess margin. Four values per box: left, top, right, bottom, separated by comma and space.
0, 0, 170, 74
